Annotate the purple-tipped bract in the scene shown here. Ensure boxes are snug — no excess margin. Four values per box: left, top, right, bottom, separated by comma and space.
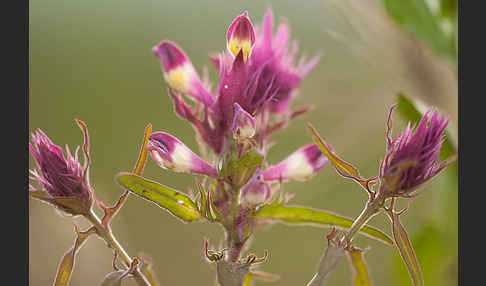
29, 129, 93, 214
379, 107, 456, 197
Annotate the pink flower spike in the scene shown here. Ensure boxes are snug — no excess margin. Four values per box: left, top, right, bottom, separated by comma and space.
147, 131, 217, 177
152, 41, 213, 105
262, 144, 329, 182
232, 103, 256, 140
239, 171, 271, 207
226, 11, 256, 61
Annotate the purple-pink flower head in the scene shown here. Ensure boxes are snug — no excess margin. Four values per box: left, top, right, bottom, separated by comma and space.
153, 9, 319, 154
379, 107, 456, 197
29, 129, 93, 215
262, 143, 329, 182
147, 131, 217, 177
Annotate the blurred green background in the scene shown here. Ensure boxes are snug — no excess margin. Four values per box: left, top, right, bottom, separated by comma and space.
29, 0, 457, 285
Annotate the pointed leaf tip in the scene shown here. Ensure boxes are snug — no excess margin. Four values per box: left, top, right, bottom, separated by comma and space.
116, 173, 201, 222
307, 123, 370, 191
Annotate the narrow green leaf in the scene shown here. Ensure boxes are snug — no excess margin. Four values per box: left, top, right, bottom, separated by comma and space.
54, 250, 76, 286
346, 248, 372, 286
196, 179, 216, 221
251, 204, 393, 245
116, 173, 201, 222
196, 180, 208, 217
132, 123, 152, 176
393, 223, 453, 286
390, 212, 424, 286
308, 124, 370, 191
54, 227, 95, 286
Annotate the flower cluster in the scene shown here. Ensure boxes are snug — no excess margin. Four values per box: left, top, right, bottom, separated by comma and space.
150, 9, 327, 209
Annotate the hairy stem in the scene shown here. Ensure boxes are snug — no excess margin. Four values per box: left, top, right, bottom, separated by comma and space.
86, 209, 151, 286
306, 192, 387, 286
226, 193, 243, 262
306, 242, 345, 286
344, 192, 386, 244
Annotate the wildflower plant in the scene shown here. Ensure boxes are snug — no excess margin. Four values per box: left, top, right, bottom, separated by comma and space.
29, 9, 457, 286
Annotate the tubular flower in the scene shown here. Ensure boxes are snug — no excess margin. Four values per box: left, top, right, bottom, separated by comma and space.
239, 171, 271, 207
379, 107, 457, 197
29, 129, 93, 215
147, 131, 217, 177
153, 41, 213, 106
153, 9, 319, 154
232, 102, 256, 141
227, 11, 256, 61
262, 144, 329, 182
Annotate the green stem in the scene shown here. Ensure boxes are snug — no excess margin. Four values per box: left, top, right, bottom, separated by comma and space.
86, 209, 151, 286
306, 192, 387, 286
226, 193, 243, 262
344, 192, 386, 244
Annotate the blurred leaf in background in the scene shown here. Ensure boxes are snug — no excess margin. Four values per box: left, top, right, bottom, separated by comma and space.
382, 0, 457, 61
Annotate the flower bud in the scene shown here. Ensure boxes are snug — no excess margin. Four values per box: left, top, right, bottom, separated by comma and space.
239, 171, 271, 207
29, 129, 93, 215
147, 131, 217, 177
226, 11, 256, 61
262, 144, 329, 182
153, 41, 213, 105
379, 108, 456, 197
232, 103, 256, 140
